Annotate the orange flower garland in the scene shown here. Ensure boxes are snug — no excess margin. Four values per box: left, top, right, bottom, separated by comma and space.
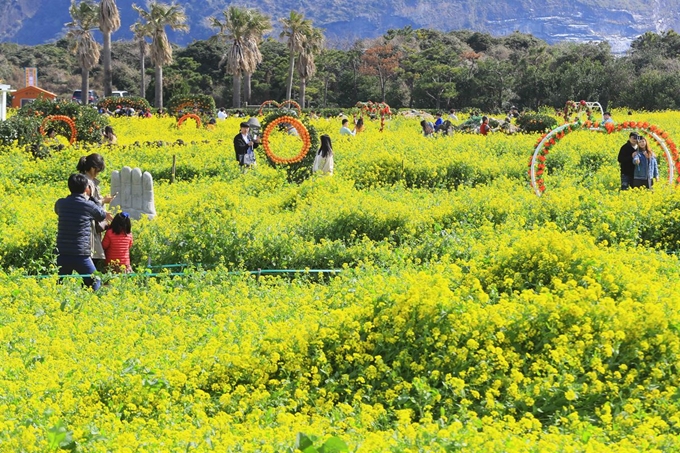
177, 113, 201, 128
40, 115, 77, 145
261, 116, 311, 165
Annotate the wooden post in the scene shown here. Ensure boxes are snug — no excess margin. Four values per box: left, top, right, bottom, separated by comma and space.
170, 155, 176, 184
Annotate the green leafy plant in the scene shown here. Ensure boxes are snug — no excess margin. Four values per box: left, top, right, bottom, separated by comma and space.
291, 433, 349, 453
46, 420, 76, 451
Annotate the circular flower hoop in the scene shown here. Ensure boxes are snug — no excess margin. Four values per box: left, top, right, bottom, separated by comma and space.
528, 120, 679, 195
177, 113, 202, 128
261, 115, 311, 165
258, 100, 281, 116
40, 115, 77, 145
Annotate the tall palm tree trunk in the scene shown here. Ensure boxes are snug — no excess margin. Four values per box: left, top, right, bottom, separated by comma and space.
155, 65, 163, 109
233, 73, 242, 108
139, 42, 146, 98
81, 70, 90, 105
323, 79, 328, 107
286, 53, 295, 100
244, 73, 252, 106
103, 32, 112, 96
299, 77, 306, 108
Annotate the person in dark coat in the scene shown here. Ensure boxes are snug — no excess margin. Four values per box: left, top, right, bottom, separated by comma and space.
618, 132, 638, 190
54, 173, 112, 290
233, 121, 260, 170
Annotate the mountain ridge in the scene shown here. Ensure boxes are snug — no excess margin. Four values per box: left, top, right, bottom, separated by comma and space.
1, 0, 679, 52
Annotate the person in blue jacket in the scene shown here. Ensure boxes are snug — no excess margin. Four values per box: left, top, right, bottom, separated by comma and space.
632, 136, 659, 189
54, 173, 111, 290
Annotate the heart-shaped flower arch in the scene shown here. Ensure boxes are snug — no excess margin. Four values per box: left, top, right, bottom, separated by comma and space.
529, 120, 680, 195
258, 100, 302, 117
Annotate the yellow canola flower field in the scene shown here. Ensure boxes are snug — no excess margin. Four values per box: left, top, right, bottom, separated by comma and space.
1, 110, 680, 451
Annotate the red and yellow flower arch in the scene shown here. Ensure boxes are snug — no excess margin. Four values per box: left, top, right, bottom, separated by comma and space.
40, 115, 77, 145
529, 120, 679, 195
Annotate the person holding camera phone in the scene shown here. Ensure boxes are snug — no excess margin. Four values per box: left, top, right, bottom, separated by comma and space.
234, 121, 260, 172
632, 135, 659, 189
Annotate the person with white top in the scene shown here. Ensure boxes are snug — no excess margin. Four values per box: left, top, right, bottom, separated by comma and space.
313, 134, 334, 175
339, 118, 355, 136
217, 108, 228, 120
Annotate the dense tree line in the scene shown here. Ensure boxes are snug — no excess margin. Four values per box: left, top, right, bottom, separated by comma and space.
1, 2, 679, 112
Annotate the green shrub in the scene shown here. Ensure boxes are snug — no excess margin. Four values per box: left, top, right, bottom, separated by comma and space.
15, 98, 109, 144
97, 96, 151, 112
517, 113, 558, 133
167, 94, 216, 117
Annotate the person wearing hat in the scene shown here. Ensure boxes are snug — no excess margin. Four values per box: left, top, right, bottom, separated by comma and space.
234, 121, 260, 170
618, 132, 638, 190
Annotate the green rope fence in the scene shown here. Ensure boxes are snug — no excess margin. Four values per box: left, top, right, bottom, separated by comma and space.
27, 264, 343, 281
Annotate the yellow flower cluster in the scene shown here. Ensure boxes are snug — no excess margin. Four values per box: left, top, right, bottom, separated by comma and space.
0, 110, 679, 451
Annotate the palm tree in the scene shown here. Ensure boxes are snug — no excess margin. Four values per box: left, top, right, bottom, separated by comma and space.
132, 2, 189, 109
131, 21, 150, 98
280, 11, 312, 101
66, 0, 100, 105
297, 27, 324, 109
98, 0, 120, 97
211, 7, 271, 108
243, 9, 271, 105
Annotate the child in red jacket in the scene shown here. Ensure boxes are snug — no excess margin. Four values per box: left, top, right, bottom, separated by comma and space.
102, 212, 133, 273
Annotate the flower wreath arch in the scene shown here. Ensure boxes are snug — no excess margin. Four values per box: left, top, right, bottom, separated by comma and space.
561, 100, 604, 124
355, 101, 392, 132
258, 100, 302, 117
177, 113, 202, 128
261, 115, 312, 165
279, 100, 302, 116
40, 115, 77, 145
528, 120, 679, 195
258, 100, 280, 116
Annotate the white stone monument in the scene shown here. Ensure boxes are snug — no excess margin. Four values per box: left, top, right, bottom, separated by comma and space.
109, 166, 156, 220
